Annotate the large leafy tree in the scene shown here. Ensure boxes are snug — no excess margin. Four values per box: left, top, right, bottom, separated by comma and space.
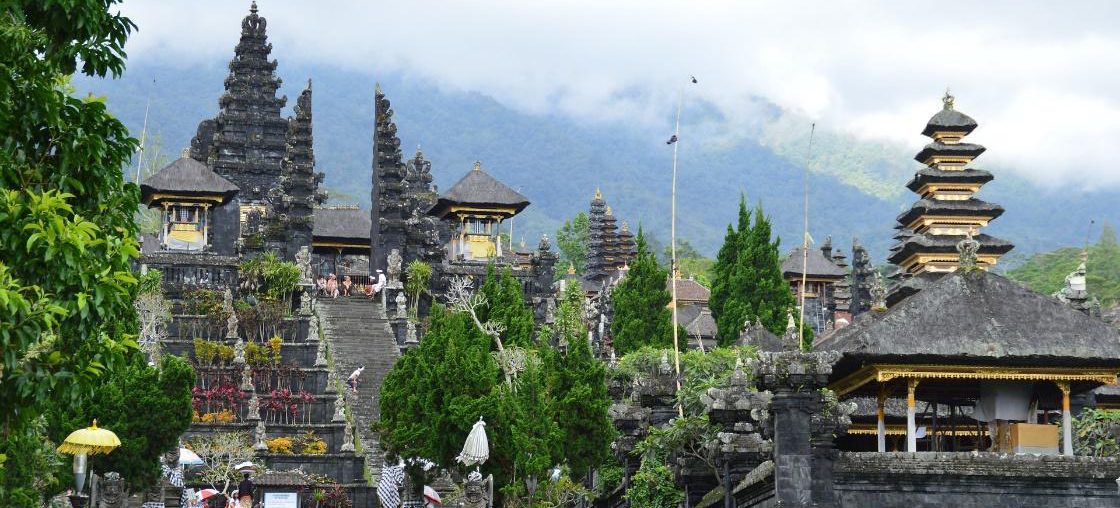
710, 196, 798, 346
479, 265, 536, 347
611, 228, 674, 354
556, 212, 590, 274
1, 2, 142, 505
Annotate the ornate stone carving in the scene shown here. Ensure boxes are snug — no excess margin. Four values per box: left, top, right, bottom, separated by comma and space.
300, 290, 312, 316
240, 363, 253, 391
233, 338, 246, 365
461, 470, 494, 508
332, 395, 346, 422
315, 337, 327, 367
97, 472, 125, 508
956, 228, 980, 270
405, 320, 419, 347
870, 272, 887, 312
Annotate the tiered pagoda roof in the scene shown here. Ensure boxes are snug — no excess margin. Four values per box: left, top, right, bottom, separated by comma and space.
585, 188, 631, 282
141, 155, 239, 205
428, 161, 529, 219
887, 92, 1013, 277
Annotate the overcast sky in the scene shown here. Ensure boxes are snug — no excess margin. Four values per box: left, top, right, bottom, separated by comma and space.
119, 1, 1120, 190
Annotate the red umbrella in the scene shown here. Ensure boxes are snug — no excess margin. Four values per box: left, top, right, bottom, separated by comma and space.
197, 489, 220, 500
423, 486, 442, 504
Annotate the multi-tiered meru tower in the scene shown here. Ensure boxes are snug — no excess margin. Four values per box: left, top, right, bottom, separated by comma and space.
887, 92, 1014, 303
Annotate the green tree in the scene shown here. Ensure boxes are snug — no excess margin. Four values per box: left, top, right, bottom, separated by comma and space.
1007, 222, 1120, 306
556, 212, 590, 274
1, 2, 141, 504
665, 238, 715, 287
48, 355, 194, 491
548, 283, 614, 478
710, 196, 798, 346
611, 227, 674, 354
479, 265, 536, 348
404, 260, 433, 312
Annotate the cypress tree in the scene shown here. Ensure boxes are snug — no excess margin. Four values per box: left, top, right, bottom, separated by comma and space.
479, 264, 536, 347
611, 227, 674, 354
549, 282, 614, 478
710, 198, 798, 346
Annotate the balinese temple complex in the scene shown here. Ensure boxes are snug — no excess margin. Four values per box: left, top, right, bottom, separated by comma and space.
126, 4, 1120, 506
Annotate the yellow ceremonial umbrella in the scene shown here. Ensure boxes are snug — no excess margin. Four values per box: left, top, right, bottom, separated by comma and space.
57, 420, 120, 502
57, 419, 121, 455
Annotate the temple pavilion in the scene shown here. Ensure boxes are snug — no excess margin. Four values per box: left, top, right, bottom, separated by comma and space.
140, 152, 240, 255
429, 161, 529, 261
782, 240, 848, 333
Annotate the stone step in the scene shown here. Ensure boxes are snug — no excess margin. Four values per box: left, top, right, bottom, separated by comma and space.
316, 297, 401, 483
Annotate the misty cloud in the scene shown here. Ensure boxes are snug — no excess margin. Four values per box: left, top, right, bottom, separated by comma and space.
118, 0, 1120, 189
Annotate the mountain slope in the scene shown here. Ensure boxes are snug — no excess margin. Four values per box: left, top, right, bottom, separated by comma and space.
74, 63, 1118, 263
1007, 225, 1120, 305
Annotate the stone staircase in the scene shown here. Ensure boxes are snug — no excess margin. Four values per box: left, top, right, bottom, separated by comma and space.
316, 296, 400, 482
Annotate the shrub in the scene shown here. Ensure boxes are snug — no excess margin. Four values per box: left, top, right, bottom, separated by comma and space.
296, 430, 327, 455
265, 437, 294, 455
199, 410, 237, 424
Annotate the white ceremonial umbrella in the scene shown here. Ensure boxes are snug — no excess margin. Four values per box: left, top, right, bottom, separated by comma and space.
179, 447, 203, 466
233, 461, 255, 472
456, 417, 489, 466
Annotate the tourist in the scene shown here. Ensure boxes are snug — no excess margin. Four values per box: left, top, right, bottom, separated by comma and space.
237, 470, 254, 508
326, 274, 338, 298
341, 275, 352, 297
347, 365, 365, 393
363, 282, 375, 299
316, 275, 326, 296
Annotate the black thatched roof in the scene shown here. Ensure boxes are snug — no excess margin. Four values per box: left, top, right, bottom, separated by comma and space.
670, 278, 711, 303
914, 142, 986, 164
921, 108, 978, 137
313, 207, 371, 242
887, 232, 1014, 266
896, 198, 1004, 226
678, 304, 716, 339
905, 168, 994, 192
816, 270, 1120, 372
781, 246, 847, 279
140, 156, 238, 204
429, 164, 529, 218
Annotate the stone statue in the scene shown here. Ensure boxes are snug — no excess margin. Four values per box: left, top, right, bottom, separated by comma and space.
247, 393, 261, 421
295, 246, 313, 284
340, 421, 356, 452
386, 248, 403, 289
332, 395, 346, 422
395, 291, 407, 319
254, 421, 268, 451
97, 472, 125, 508
224, 288, 239, 339
870, 272, 887, 311
405, 320, 419, 347
956, 228, 980, 270
233, 338, 246, 365
240, 363, 253, 391
461, 470, 494, 508
314, 338, 327, 367
300, 290, 312, 316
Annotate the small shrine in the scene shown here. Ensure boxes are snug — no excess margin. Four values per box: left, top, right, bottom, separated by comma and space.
140, 153, 240, 254
429, 161, 529, 261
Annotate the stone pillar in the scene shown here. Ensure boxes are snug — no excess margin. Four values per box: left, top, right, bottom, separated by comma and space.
906, 379, 920, 453
1057, 381, 1073, 456
757, 350, 841, 508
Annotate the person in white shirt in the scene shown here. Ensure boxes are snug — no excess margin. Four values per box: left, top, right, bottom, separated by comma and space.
346, 365, 365, 393
373, 269, 386, 294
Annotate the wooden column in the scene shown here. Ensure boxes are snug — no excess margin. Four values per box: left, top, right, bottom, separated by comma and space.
906, 379, 920, 452
877, 386, 888, 453
1057, 381, 1073, 456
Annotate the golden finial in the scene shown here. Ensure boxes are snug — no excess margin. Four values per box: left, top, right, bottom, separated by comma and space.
473, 160, 481, 171
594, 187, 602, 200
942, 87, 955, 110
606, 206, 613, 216
567, 262, 576, 275
621, 221, 630, 232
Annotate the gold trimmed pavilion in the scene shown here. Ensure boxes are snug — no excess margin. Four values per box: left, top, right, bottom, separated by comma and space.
816, 267, 1120, 456
429, 161, 529, 261
141, 153, 240, 252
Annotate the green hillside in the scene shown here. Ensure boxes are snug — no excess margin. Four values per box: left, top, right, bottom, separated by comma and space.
1006, 224, 1120, 305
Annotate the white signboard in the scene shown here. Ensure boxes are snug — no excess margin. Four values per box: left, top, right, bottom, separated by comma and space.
264, 492, 298, 508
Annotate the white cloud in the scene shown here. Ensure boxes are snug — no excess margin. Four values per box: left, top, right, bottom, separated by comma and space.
118, 0, 1120, 188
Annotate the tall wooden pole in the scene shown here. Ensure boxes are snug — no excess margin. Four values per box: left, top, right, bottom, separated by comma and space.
798, 124, 816, 348
670, 85, 684, 417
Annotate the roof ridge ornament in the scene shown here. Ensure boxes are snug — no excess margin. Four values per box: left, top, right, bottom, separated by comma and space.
594, 187, 602, 200
956, 227, 980, 271
473, 160, 482, 171
942, 87, 955, 111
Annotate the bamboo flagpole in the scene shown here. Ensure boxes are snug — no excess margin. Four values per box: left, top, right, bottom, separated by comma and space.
668, 75, 697, 417
798, 123, 816, 349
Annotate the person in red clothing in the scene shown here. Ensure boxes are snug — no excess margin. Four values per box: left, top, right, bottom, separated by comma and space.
236, 471, 254, 508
